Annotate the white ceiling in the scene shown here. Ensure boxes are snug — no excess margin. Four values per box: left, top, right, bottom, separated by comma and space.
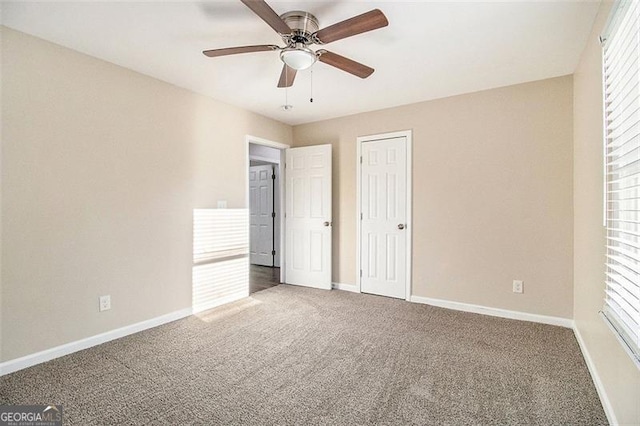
2, 1, 600, 125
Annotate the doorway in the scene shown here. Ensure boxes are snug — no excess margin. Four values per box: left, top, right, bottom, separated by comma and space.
357, 131, 412, 300
249, 163, 278, 267
247, 137, 287, 294
246, 137, 333, 293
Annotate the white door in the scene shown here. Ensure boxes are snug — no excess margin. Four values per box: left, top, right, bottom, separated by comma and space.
285, 145, 332, 289
361, 137, 408, 299
249, 165, 275, 266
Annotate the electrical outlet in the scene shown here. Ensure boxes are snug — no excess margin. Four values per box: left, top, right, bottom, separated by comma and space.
99, 295, 111, 312
513, 280, 524, 294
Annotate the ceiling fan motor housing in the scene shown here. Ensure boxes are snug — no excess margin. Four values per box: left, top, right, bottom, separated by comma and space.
280, 11, 319, 46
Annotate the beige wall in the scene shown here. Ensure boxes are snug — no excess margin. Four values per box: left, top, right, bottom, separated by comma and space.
1, 27, 292, 362
573, 2, 640, 424
293, 76, 574, 319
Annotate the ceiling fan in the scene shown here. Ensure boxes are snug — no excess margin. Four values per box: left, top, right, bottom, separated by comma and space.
202, 0, 389, 88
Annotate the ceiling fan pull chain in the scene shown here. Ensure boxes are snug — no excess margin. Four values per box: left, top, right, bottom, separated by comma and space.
310, 69, 314, 103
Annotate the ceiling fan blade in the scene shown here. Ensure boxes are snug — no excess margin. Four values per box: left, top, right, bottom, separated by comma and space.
277, 64, 297, 88
313, 9, 388, 44
317, 50, 374, 79
240, 0, 292, 35
203, 44, 279, 58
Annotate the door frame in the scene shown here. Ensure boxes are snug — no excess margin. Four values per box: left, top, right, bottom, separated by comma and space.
356, 130, 413, 301
246, 135, 290, 284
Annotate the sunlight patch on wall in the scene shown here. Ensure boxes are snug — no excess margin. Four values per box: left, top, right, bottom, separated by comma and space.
193, 209, 249, 314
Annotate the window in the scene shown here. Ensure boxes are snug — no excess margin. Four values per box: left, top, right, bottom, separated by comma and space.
601, 0, 639, 367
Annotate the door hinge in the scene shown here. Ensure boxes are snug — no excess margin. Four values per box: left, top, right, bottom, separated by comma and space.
272, 212, 276, 218
272, 250, 276, 256
360, 212, 363, 220
272, 173, 276, 180
360, 156, 363, 164
360, 269, 363, 277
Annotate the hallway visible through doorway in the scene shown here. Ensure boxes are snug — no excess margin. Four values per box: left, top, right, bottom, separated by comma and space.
250, 265, 280, 294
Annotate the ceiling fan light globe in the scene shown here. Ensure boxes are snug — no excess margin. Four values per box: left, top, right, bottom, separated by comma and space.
280, 48, 316, 70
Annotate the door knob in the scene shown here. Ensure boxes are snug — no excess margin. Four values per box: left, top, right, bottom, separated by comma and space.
324, 221, 331, 227
398, 224, 405, 230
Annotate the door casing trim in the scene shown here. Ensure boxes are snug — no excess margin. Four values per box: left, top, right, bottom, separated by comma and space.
356, 130, 413, 301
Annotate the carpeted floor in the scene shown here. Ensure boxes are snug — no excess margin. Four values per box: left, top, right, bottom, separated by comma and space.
1, 285, 606, 425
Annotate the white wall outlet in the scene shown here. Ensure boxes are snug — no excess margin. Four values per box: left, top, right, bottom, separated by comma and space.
99, 295, 111, 312
217, 200, 227, 208
513, 280, 524, 294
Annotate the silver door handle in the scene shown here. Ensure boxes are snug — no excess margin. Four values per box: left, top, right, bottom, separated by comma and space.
324, 221, 331, 227
398, 224, 405, 230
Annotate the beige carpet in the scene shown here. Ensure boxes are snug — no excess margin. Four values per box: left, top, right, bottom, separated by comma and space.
1, 285, 607, 425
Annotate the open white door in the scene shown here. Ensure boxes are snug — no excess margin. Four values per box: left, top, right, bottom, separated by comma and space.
285, 145, 332, 289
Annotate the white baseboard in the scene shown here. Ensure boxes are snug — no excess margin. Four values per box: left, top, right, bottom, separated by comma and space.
572, 324, 617, 426
409, 295, 574, 328
332, 282, 358, 293
0, 307, 193, 377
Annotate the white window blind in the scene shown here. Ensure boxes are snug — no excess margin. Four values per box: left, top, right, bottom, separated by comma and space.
601, 0, 640, 367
